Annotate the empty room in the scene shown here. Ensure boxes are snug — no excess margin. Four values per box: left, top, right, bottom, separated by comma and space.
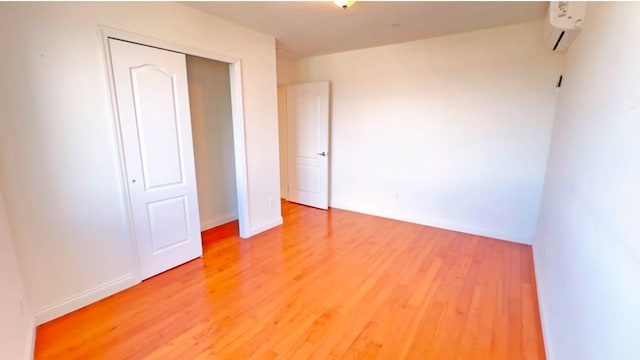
0, 1, 637, 359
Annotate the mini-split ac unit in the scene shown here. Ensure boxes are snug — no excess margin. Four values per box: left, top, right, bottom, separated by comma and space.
545, 1, 586, 52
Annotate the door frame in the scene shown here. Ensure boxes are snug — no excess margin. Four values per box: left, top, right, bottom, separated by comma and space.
99, 26, 251, 281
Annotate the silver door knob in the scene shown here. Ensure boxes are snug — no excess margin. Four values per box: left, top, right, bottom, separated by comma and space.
317, 152, 327, 157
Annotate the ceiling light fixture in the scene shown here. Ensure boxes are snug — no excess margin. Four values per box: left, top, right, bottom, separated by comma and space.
334, 1, 355, 9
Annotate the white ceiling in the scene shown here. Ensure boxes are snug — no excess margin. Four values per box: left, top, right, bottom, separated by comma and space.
184, 1, 548, 58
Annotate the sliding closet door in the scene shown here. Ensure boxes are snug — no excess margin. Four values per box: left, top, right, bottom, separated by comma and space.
109, 38, 202, 279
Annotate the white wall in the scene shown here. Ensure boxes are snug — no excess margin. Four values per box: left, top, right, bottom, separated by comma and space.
293, 21, 562, 243
533, 3, 640, 360
0, 2, 281, 324
0, 190, 34, 360
277, 85, 288, 198
276, 54, 296, 85
186, 56, 238, 230
277, 55, 296, 198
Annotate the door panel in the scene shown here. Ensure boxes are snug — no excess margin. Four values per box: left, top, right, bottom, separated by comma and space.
147, 196, 190, 253
109, 39, 202, 280
286, 81, 330, 209
131, 65, 185, 190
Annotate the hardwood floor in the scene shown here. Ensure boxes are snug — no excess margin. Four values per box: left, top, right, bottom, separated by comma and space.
35, 201, 545, 359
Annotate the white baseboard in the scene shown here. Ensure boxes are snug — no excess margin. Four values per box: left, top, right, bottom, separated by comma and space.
532, 244, 553, 360
200, 214, 238, 231
329, 201, 532, 245
246, 216, 283, 238
33, 274, 138, 325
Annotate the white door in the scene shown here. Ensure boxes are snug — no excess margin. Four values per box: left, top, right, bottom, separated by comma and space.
286, 81, 330, 209
109, 39, 202, 280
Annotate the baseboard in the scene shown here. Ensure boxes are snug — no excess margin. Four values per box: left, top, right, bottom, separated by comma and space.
532, 244, 553, 360
329, 201, 532, 245
246, 216, 283, 238
200, 214, 238, 231
33, 274, 138, 325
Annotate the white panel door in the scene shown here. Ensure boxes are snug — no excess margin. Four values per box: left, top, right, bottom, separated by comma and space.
109, 39, 202, 280
286, 81, 330, 209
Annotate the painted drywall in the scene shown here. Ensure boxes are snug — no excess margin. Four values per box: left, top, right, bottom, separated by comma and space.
292, 20, 562, 243
277, 85, 288, 198
276, 54, 296, 85
276, 55, 297, 198
0, 190, 34, 360
0, 2, 281, 324
533, 3, 640, 359
186, 56, 238, 230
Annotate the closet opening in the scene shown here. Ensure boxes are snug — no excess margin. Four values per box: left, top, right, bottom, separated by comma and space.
186, 55, 239, 233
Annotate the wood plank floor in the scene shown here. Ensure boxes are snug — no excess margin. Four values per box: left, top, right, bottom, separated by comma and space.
35, 201, 545, 359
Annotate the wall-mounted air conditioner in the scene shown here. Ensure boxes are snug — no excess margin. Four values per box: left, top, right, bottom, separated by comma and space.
545, 1, 586, 52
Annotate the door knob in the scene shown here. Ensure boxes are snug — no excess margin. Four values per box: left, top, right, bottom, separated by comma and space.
317, 151, 327, 157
